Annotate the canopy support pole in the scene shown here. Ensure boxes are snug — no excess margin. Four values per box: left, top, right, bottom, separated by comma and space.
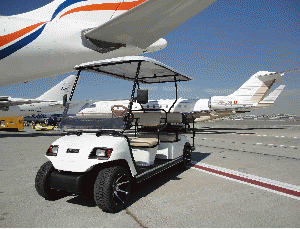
60, 70, 81, 129
168, 74, 178, 113
124, 61, 142, 130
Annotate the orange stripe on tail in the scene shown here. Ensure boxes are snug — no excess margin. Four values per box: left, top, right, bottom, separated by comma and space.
59, 0, 147, 19
117, 0, 147, 10
0, 22, 46, 48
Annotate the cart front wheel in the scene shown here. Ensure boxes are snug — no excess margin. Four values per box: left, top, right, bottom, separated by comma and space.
94, 166, 132, 213
181, 142, 192, 170
35, 161, 59, 200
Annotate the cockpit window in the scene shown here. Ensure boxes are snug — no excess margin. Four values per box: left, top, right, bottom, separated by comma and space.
89, 104, 96, 108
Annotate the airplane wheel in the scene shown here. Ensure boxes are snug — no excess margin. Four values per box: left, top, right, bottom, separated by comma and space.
94, 166, 132, 213
35, 161, 59, 200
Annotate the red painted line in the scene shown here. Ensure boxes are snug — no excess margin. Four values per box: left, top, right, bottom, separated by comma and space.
193, 164, 300, 198
0, 22, 46, 48
59, 0, 147, 19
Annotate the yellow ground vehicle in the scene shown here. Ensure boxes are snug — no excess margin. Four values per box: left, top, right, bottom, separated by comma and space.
33, 123, 58, 131
0, 117, 24, 131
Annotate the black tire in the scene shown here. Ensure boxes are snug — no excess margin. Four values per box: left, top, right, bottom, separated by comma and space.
94, 166, 132, 213
181, 142, 192, 170
35, 161, 59, 200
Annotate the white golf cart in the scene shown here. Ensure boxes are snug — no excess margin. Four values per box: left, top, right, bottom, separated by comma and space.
35, 56, 195, 213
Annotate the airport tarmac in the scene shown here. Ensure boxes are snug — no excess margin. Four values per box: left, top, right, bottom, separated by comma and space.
0, 120, 299, 227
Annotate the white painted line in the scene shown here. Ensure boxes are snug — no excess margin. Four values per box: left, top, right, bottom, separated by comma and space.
275, 136, 279, 138
256, 143, 262, 145
257, 135, 261, 136
191, 161, 300, 200
279, 145, 286, 147
268, 144, 274, 146
281, 136, 285, 138
263, 135, 267, 137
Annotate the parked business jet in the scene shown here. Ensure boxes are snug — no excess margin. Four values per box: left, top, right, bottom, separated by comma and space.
193, 84, 286, 122
75, 70, 293, 122
0, 75, 81, 117
0, 0, 217, 86
255, 85, 285, 108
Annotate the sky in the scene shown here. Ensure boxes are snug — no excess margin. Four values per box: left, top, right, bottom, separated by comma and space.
1, 0, 299, 115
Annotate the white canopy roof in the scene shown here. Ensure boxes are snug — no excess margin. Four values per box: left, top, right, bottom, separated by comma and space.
75, 56, 193, 84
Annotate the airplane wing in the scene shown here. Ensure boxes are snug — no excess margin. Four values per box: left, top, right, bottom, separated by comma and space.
66, 100, 93, 106
85, 0, 217, 49
0, 97, 56, 107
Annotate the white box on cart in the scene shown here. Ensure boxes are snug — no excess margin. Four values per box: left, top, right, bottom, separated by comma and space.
132, 146, 157, 166
156, 137, 186, 159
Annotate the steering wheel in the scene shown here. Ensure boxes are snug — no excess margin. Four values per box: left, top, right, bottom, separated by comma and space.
111, 105, 128, 118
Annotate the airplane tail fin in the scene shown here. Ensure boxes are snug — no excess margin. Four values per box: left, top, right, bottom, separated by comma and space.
228, 71, 280, 104
14, 0, 148, 26
228, 69, 299, 104
37, 75, 76, 101
256, 85, 285, 107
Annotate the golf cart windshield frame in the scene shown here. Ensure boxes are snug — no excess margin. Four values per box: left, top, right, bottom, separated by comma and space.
62, 56, 193, 132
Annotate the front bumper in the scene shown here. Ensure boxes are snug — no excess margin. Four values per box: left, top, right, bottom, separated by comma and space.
50, 171, 90, 193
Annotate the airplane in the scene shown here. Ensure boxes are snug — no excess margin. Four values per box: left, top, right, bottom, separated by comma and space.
193, 84, 286, 122
0, 0, 217, 87
254, 85, 285, 108
75, 69, 295, 122
0, 74, 81, 117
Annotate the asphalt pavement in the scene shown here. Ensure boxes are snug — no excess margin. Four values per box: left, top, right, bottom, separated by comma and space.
0, 120, 299, 227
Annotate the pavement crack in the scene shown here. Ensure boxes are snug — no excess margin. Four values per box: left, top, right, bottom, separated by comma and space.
126, 208, 147, 228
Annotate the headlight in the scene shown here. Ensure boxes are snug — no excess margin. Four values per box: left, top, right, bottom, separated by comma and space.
89, 148, 112, 160
95, 148, 106, 157
46, 145, 59, 156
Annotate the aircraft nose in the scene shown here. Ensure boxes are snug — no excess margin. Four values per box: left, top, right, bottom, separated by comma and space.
144, 38, 167, 53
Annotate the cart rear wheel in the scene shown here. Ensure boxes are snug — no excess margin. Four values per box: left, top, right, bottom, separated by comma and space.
35, 161, 59, 200
181, 142, 192, 170
94, 166, 132, 213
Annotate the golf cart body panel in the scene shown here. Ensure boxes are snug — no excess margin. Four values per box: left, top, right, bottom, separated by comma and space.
47, 134, 137, 175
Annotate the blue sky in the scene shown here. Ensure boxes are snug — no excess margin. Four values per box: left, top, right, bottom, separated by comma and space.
1, 0, 299, 115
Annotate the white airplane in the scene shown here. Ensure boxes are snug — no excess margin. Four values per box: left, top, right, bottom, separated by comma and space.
75, 70, 294, 122
193, 84, 286, 122
255, 85, 285, 108
0, 0, 217, 87
0, 74, 80, 117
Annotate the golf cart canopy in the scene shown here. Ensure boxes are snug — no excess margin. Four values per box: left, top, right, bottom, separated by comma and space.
74, 56, 193, 84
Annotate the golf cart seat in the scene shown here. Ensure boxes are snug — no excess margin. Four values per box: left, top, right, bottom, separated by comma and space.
162, 112, 183, 123
129, 137, 158, 147
133, 112, 162, 127
129, 132, 180, 142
